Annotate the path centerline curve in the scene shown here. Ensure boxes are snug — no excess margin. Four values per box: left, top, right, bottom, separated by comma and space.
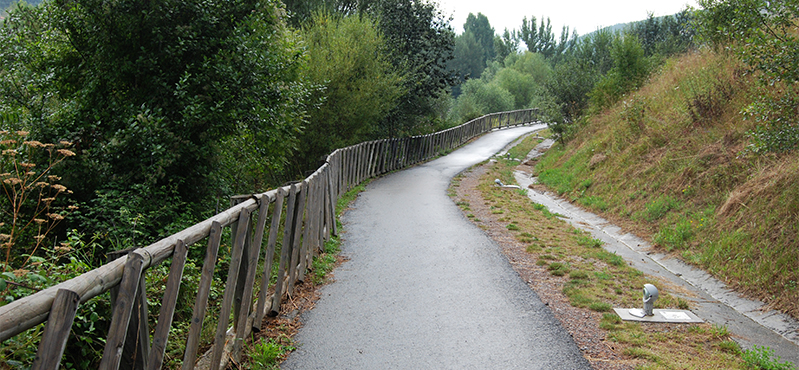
281, 126, 591, 369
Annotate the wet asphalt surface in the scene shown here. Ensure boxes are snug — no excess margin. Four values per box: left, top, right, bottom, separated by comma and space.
281, 125, 592, 369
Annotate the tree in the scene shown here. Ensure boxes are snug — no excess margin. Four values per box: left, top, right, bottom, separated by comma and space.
450, 78, 514, 123
464, 13, 496, 66
495, 68, 536, 109
494, 29, 520, 64
0, 0, 309, 241
520, 16, 554, 57
296, 11, 404, 170
698, 0, 799, 153
519, 15, 578, 62
451, 30, 485, 83
282, 0, 361, 26
366, 0, 457, 137
588, 33, 650, 110
630, 10, 695, 58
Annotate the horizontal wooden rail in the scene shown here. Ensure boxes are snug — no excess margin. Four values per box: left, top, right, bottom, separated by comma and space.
0, 108, 540, 369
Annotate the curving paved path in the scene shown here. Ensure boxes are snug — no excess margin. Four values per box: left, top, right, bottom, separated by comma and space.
282, 126, 591, 369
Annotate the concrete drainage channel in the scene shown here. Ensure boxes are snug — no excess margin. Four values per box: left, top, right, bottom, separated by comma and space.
497, 134, 799, 365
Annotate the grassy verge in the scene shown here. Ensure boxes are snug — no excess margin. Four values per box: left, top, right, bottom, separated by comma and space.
535, 49, 799, 319
452, 132, 753, 369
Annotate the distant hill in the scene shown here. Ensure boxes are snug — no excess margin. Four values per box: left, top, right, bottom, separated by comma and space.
2, 0, 43, 13
583, 14, 677, 38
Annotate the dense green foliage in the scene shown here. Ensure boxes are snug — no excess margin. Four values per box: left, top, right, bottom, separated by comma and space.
368, 0, 456, 137
0, 0, 309, 247
451, 12, 495, 83
297, 11, 404, 170
283, 0, 457, 138
698, 0, 799, 153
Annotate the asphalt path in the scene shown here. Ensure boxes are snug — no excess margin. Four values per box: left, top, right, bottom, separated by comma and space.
282, 125, 591, 370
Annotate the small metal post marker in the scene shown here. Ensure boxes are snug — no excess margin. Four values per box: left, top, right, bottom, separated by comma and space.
613, 284, 703, 323
628, 284, 658, 317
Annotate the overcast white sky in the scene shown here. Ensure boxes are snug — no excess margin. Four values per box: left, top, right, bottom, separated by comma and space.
437, 0, 699, 37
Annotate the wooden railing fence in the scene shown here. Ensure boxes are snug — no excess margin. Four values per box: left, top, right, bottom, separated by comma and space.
0, 108, 539, 369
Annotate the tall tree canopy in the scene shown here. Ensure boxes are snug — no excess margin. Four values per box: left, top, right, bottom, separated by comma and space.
451, 30, 484, 82
365, 0, 457, 136
296, 11, 405, 170
464, 13, 495, 68
0, 0, 309, 239
450, 12, 496, 84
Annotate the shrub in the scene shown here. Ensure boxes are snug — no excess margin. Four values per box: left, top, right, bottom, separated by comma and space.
741, 345, 795, 370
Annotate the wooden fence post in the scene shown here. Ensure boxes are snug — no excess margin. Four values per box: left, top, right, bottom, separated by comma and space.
232, 197, 271, 361
270, 184, 298, 317
147, 240, 188, 370
209, 209, 252, 370
326, 166, 338, 238
288, 181, 308, 289
181, 222, 222, 370
31, 289, 80, 370
99, 250, 150, 370
299, 178, 315, 283
254, 190, 284, 330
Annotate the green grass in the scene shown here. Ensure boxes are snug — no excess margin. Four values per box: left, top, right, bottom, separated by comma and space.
249, 337, 295, 370
533, 48, 799, 319
464, 134, 748, 368
741, 346, 796, 370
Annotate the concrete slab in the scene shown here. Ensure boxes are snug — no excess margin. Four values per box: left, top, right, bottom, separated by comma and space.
614, 308, 704, 323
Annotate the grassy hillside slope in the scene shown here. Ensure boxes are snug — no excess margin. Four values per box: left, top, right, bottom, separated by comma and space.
535, 48, 799, 318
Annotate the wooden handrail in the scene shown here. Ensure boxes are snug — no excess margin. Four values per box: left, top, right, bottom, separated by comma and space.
0, 108, 540, 369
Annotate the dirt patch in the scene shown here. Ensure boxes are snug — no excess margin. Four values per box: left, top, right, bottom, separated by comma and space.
233, 255, 346, 369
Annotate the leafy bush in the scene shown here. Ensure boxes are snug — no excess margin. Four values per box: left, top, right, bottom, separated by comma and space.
741, 345, 795, 370
0, 0, 310, 236
698, 0, 799, 154
589, 34, 652, 112
296, 11, 405, 172
450, 79, 515, 123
